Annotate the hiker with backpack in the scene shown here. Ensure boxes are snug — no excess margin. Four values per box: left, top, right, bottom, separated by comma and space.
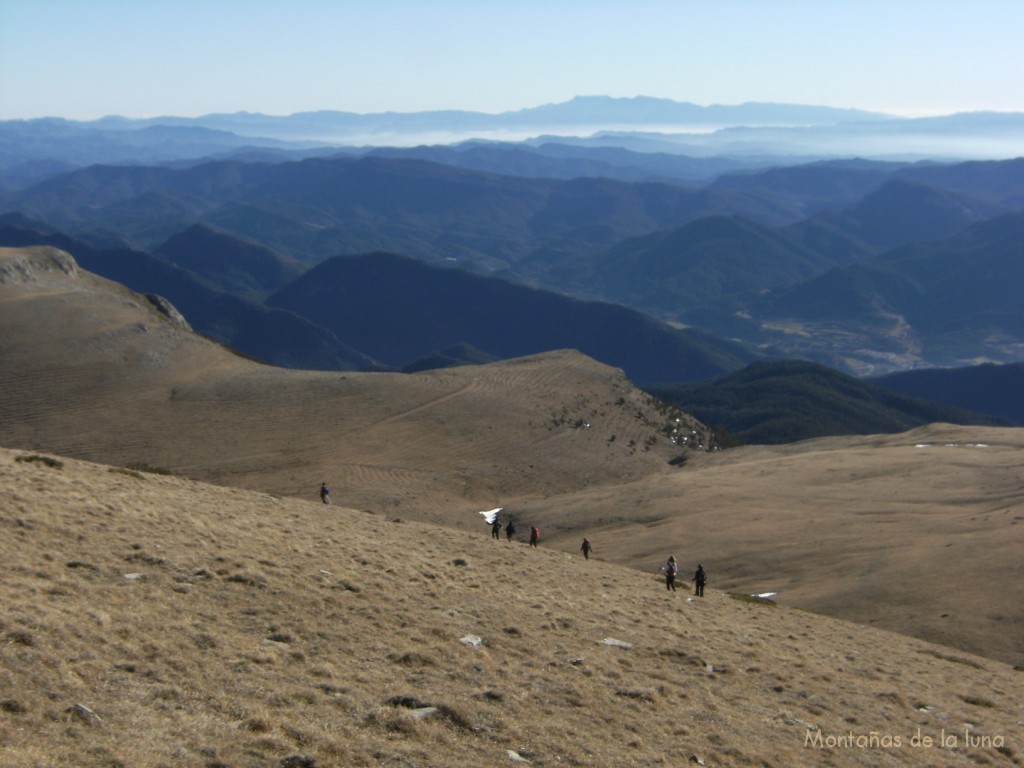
529, 526, 540, 547
491, 519, 502, 540
663, 556, 678, 591
580, 538, 593, 559
504, 520, 517, 541
319, 482, 330, 504
692, 564, 707, 597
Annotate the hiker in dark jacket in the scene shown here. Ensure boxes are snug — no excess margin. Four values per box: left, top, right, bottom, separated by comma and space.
319, 482, 330, 504
504, 520, 516, 541
692, 564, 707, 597
491, 519, 502, 540
529, 526, 540, 547
580, 538, 593, 559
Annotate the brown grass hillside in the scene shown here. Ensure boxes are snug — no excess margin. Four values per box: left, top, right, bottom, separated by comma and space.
525, 425, 1024, 666
1, 244, 1023, 672
0, 246, 707, 524
2, 448, 1022, 768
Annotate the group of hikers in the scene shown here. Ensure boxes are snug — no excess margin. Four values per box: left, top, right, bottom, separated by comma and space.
490, 518, 544, 547
321, 484, 708, 596
489, 513, 708, 596
663, 555, 707, 596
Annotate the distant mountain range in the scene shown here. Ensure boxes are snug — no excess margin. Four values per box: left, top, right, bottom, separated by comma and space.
265, 251, 755, 384
0, 217, 756, 384
3, 96, 888, 150
2, 103, 1023, 441
727, 210, 1024, 374
2, 96, 1021, 180
2, 151, 1023, 376
0, 154, 813, 266
647, 359, 1004, 445
154, 224, 303, 297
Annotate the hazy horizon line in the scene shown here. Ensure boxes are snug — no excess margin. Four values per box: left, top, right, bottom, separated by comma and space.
8, 95, 1021, 124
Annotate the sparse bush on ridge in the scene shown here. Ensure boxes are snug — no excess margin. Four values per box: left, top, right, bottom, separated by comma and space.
959, 694, 997, 708
15, 453, 63, 469
918, 648, 985, 669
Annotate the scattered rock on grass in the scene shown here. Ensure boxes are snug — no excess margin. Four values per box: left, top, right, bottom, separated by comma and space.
601, 637, 632, 649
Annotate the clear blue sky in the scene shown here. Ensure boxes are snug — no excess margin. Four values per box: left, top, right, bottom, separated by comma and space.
2, 0, 1022, 121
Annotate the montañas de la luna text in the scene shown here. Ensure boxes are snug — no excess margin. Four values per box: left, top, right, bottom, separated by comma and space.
805, 728, 1005, 750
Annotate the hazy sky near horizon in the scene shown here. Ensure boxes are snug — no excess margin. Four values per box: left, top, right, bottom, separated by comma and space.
1, 0, 1022, 121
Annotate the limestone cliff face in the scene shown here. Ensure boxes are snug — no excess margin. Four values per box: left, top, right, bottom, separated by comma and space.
0, 245, 79, 284
1, 245, 191, 333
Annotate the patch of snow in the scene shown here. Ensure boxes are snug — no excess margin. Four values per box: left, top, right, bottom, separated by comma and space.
460, 634, 483, 647
601, 637, 633, 649
755, 592, 778, 599
478, 507, 502, 524
408, 706, 439, 720
918, 442, 989, 449
507, 750, 531, 764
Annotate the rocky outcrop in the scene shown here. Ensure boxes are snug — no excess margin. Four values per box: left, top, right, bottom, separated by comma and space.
144, 293, 193, 332
0, 245, 79, 284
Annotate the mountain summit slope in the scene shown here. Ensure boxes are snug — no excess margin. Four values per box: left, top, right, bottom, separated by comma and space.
2, 447, 1021, 768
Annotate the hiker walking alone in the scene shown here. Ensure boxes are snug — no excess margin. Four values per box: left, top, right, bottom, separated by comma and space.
529, 526, 540, 547
580, 538, 593, 560
319, 482, 330, 504
663, 556, 678, 591
692, 564, 707, 597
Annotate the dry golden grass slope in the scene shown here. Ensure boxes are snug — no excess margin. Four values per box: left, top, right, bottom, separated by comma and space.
528, 425, 1024, 667
0, 246, 707, 524
1, 244, 1023, 673
2, 448, 1022, 768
